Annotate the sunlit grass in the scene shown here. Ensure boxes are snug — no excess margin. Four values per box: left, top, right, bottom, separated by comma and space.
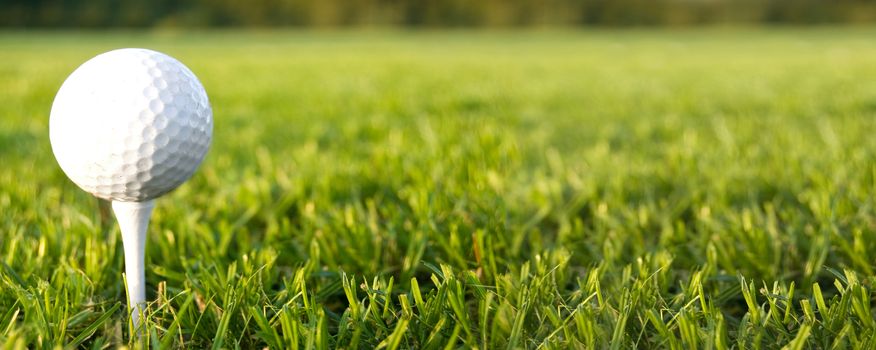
2, 28, 876, 348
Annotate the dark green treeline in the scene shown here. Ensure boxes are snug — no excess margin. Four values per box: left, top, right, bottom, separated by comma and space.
2, 0, 875, 27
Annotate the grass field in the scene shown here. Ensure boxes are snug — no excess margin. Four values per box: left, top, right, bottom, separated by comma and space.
3, 28, 876, 348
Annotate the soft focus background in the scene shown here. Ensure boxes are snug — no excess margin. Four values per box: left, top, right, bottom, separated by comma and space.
3, 1, 876, 349
2, 0, 876, 27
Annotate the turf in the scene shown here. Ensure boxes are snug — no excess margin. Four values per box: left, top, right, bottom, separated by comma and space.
2, 28, 876, 349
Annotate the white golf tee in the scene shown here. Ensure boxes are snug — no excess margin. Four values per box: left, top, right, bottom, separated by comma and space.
112, 199, 155, 330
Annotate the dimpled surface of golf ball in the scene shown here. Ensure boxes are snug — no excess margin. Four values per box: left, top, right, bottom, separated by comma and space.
50, 48, 212, 202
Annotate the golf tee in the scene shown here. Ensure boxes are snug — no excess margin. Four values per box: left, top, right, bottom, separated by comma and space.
112, 199, 155, 331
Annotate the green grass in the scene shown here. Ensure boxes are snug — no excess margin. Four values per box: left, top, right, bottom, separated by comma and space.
3, 28, 876, 348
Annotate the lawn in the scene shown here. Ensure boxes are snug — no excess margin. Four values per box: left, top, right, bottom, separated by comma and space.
2, 28, 876, 348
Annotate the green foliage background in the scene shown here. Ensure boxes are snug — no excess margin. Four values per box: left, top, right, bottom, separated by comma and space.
2, 0, 876, 27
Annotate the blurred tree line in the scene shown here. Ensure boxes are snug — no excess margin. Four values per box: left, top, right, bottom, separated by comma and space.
2, 0, 875, 27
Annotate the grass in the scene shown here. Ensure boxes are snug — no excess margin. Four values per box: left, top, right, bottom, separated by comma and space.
2, 28, 876, 348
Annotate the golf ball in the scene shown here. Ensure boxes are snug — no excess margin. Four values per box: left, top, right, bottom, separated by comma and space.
50, 48, 212, 202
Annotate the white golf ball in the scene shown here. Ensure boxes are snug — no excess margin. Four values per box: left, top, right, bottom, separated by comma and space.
50, 48, 212, 202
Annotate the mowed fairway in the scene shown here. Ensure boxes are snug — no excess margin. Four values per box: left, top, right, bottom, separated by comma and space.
3, 29, 876, 348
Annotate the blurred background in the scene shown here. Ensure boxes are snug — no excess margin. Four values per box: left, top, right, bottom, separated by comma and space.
2, 0, 876, 28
